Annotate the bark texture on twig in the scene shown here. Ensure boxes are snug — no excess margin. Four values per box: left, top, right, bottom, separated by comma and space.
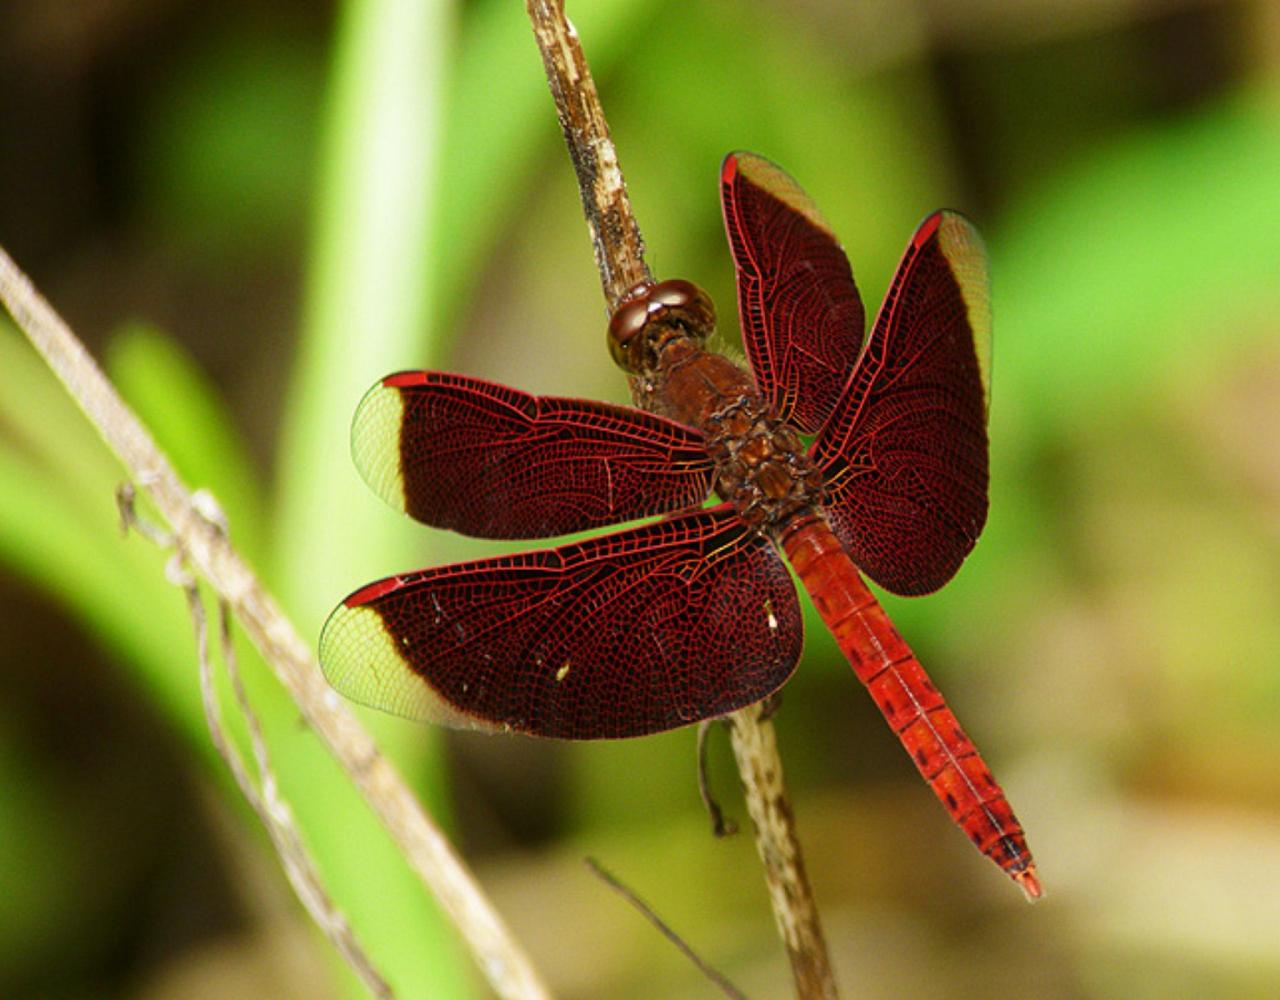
526, 0, 651, 311
116, 485, 392, 998
0, 248, 551, 1000
525, 3, 838, 997
729, 703, 837, 999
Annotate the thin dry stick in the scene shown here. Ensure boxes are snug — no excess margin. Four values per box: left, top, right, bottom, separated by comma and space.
216, 579, 395, 998
526, 0, 649, 310
524, 3, 837, 997
697, 720, 738, 838
726, 703, 834, 998
0, 249, 551, 1000
118, 483, 392, 995
117, 486, 393, 998
584, 859, 747, 1000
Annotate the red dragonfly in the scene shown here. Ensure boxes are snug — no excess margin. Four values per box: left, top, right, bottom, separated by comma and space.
320, 152, 1039, 899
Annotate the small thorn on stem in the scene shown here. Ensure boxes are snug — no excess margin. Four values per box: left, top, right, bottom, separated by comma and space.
696, 720, 737, 838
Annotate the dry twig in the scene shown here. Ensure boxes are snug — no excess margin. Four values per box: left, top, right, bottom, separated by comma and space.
0, 247, 551, 999
584, 858, 747, 1000
526, 0, 650, 309
524, 2, 837, 996
697, 720, 739, 839
117, 485, 393, 998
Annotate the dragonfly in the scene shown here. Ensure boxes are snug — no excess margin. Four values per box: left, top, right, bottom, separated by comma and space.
320, 152, 1039, 899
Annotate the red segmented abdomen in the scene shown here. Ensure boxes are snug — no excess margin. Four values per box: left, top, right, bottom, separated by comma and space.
779, 515, 1041, 900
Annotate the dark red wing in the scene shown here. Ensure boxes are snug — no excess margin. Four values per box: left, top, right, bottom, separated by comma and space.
812, 211, 992, 596
720, 152, 866, 433
352, 371, 714, 539
318, 505, 803, 739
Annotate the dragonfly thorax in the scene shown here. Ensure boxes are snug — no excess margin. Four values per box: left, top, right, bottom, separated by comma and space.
705, 398, 825, 529
612, 279, 827, 530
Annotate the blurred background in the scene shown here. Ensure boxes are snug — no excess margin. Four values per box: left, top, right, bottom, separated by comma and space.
2, 0, 1279, 997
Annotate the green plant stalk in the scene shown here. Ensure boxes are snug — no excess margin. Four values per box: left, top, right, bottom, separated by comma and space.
272, 0, 468, 995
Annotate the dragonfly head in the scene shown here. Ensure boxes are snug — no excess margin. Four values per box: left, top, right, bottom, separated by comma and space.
608, 279, 715, 375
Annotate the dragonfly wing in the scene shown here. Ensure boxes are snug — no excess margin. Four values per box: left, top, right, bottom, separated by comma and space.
352, 371, 714, 538
319, 505, 802, 739
812, 211, 991, 596
720, 152, 865, 433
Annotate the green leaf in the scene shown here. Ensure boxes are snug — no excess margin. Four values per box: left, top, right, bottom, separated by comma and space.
271, 1, 468, 995
993, 86, 1280, 453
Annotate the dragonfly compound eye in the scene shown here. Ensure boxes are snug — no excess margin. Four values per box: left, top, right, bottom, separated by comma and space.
607, 284, 653, 373
647, 279, 716, 340
608, 279, 717, 374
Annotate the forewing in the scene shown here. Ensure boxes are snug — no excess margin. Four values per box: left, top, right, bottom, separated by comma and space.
812, 211, 992, 596
720, 152, 866, 432
319, 506, 802, 739
352, 371, 714, 538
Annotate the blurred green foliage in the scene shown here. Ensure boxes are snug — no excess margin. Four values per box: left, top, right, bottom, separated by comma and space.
2, 0, 1279, 997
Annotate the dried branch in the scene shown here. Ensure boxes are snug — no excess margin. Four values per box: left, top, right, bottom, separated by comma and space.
525, 0, 650, 311
524, 2, 838, 997
728, 703, 836, 998
117, 485, 393, 998
0, 248, 551, 1000
697, 720, 739, 838
584, 858, 747, 1000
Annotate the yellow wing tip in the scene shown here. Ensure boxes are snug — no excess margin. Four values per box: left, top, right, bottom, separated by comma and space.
723, 151, 840, 243
935, 213, 993, 409
320, 600, 497, 731
350, 379, 409, 513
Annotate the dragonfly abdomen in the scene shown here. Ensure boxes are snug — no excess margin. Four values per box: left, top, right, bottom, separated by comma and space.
779, 514, 1041, 899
